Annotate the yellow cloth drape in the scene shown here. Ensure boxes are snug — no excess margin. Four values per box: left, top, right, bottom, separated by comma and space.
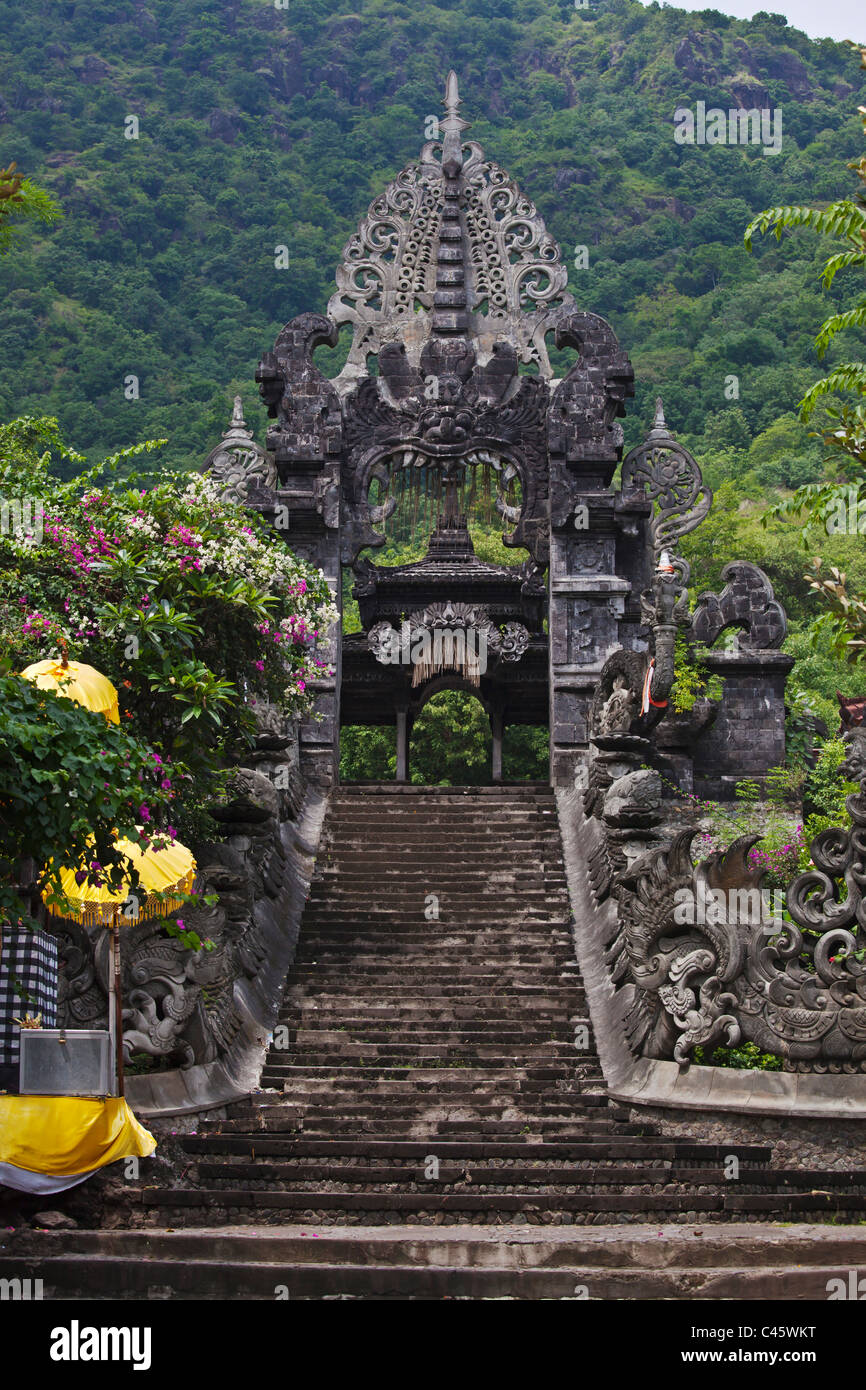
0, 1096, 155, 1176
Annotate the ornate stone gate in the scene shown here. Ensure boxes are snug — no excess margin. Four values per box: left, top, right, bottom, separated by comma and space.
209, 73, 790, 793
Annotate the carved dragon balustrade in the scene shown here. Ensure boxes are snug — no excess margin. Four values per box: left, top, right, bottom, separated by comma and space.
585, 725, 866, 1072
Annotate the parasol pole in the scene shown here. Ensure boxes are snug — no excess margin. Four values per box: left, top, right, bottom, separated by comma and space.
113, 911, 125, 1097
107, 909, 124, 1097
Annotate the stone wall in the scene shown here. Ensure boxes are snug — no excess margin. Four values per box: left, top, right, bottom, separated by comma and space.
47, 714, 328, 1118
556, 778, 866, 1124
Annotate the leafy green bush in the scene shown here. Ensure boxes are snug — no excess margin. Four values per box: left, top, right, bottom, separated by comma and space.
694, 1041, 783, 1070
0, 416, 337, 834
669, 634, 724, 714
0, 672, 171, 928
801, 736, 857, 853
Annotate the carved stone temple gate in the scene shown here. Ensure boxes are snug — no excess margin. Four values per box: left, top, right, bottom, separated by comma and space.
208, 73, 791, 794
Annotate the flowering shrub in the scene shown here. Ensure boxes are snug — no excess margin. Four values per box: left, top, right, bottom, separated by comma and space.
0, 673, 172, 928
0, 416, 337, 838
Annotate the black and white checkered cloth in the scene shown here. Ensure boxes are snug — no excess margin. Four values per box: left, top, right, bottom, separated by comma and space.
0, 929, 58, 1066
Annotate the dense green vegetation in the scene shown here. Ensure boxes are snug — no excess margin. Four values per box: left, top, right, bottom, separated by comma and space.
0, 0, 863, 468
2, 0, 866, 782
0, 414, 336, 925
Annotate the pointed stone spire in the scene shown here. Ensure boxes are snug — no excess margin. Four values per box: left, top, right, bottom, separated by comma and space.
431, 71, 470, 336
223, 394, 254, 443
441, 70, 468, 178
645, 396, 671, 442
203, 394, 276, 501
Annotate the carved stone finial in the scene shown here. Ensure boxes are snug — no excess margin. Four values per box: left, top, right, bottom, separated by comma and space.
691, 561, 787, 652
203, 395, 277, 503
648, 396, 667, 438
327, 74, 575, 385
222, 394, 252, 442
622, 401, 711, 566
441, 70, 468, 178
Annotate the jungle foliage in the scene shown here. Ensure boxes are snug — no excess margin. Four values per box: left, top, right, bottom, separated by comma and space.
0, 0, 864, 468
2, 0, 866, 783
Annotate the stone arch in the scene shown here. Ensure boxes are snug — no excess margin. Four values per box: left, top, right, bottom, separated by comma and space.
407, 685, 497, 786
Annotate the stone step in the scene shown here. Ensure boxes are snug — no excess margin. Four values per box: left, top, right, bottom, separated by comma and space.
11, 1222, 865, 1300
253, 1102, 612, 1123
257, 1062, 586, 1079
282, 1010, 585, 1023
247, 1073, 600, 1091
284, 1001, 584, 1016
262, 1076, 604, 1093
189, 1161, 756, 1186
313, 865, 562, 876
202, 1118, 645, 1138
282, 1023, 582, 1037
284, 984, 583, 995
134, 1189, 730, 1216
293, 924, 572, 936
287, 975, 582, 987
263, 1050, 580, 1066
318, 827, 562, 841
309, 888, 568, 901
259, 1084, 605, 1104
179, 1138, 771, 1162
235, 1122, 641, 1140
250, 1065, 584, 1082
8, 1223, 860, 1300
292, 947, 575, 958
319, 816, 559, 826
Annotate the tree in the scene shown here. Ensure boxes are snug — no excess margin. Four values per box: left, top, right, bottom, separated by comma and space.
744, 53, 866, 660
0, 416, 337, 840
0, 163, 61, 255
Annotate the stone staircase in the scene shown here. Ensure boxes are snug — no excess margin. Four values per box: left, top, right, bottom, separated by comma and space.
6, 784, 866, 1299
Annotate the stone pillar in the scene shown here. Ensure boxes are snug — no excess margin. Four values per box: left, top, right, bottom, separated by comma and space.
692, 649, 794, 799
255, 313, 344, 791
491, 709, 504, 782
395, 705, 409, 783
547, 509, 634, 789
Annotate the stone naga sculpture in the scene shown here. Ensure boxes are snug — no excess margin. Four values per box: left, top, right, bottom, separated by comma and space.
592, 551, 691, 739
591, 402, 708, 740
604, 727, 866, 1071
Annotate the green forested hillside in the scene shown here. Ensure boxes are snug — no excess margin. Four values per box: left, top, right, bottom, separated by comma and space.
2, 0, 866, 783
0, 0, 863, 473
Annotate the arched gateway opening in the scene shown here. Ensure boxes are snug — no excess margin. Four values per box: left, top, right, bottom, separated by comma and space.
340, 684, 548, 785
340, 464, 550, 781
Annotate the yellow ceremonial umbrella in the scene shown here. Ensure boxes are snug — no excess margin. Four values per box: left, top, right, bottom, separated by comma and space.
44, 834, 196, 927
21, 654, 120, 724
42, 833, 197, 1096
